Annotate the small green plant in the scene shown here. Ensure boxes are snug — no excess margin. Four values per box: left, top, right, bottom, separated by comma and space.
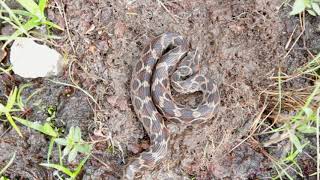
0, 86, 58, 137
0, 86, 91, 179
0, 87, 22, 136
41, 155, 90, 180
0, 87, 92, 179
290, 0, 320, 16
253, 51, 320, 179
41, 126, 92, 180
55, 126, 92, 163
263, 53, 320, 178
46, 105, 56, 122
273, 83, 318, 178
0, 0, 62, 48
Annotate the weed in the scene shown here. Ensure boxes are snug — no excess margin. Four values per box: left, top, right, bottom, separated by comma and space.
0, 86, 92, 179
272, 82, 318, 178
0, 86, 58, 137
256, 52, 320, 179
46, 105, 56, 122
0, 87, 22, 136
42, 126, 92, 180
54, 126, 92, 163
13, 116, 58, 136
290, 0, 320, 16
0, 0, 62, 48
41, 154, 90, 180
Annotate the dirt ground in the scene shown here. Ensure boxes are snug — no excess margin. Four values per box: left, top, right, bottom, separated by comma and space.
0, 0, 317, 179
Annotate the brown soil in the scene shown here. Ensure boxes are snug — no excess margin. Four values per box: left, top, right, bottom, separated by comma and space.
0, 0, 317, 179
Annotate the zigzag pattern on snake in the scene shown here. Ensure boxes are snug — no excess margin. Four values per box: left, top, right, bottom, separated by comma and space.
125, 32, 220, 179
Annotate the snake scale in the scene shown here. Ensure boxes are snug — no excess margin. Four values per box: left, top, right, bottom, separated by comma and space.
125, 32, 220, 179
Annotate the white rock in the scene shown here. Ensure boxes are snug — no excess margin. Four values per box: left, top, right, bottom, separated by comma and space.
10, 38, 64, 78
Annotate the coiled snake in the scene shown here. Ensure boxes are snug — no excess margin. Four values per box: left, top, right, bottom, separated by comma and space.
125, 32, 219, 179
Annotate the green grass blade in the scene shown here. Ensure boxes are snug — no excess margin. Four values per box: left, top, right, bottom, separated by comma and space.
292, 82, 320, 122
16, 16, 38, 33
38, 0, 47, 15
0, 9, 34, 17
16, 0, 42, 19
25, 88, 43, 104
300, 52, 320, 73
40, 163, 73, 177
43, 20, 63, 30
0, 15, 24, 33
5, 113, 23, 137
273, 161, 294, 180
47, 137, 55, 163
2, 17, 39, 47
0, 152, 16, 175
58, 144, 63, 165
16, 84, 32, 110
310, 171, 317, 176
29, 31, 63, 39
0, 35, 20, 41
0, 1, 24, 28
73, 153, 90, 178
6, 87, 17, 110
12, 116, 58, 137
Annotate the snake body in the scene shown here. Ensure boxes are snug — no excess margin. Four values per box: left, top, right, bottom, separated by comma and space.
125, 32, 219, 179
